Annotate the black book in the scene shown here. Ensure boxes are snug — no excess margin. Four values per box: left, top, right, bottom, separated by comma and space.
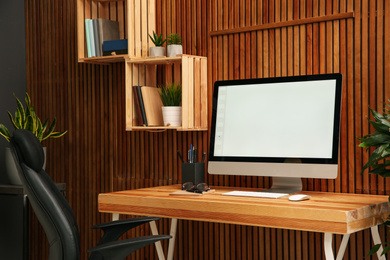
136, 86, 148, 126
132, 86, 144, 125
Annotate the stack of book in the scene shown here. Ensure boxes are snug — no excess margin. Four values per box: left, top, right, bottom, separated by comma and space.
85, 18, 124, 57
133, 86, 164, 126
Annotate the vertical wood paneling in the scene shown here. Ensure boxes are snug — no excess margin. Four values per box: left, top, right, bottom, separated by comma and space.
24, 0, 390, 259
208, 0, 390, 259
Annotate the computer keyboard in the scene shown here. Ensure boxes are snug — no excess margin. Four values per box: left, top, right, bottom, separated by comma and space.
222, 190, 289, 199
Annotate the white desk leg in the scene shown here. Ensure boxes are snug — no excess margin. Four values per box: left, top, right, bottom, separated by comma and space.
324, 233, 351, 260
167, 218, 178, 260
371, 226, 386, 260
149, 221, 166, 260
324, 233, 335, 260
336, 234, 350, 260
112, 213, 119, 221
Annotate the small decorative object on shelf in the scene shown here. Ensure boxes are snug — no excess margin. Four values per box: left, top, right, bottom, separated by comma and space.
167, 33, 183, 57
149, 31, 166, 57
0, 93, 67, 185
159, 82, 182, 127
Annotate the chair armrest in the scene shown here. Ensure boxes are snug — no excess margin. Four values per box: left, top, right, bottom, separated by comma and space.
92, 216, 160, 231
92, 216, 161, 245
88, 235, 172, 260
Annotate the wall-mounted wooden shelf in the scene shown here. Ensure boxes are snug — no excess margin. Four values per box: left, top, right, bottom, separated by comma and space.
125, 55, 208, 131
127, 56, 184, 65
77, 0, 155, 63
77, 0, 208, 131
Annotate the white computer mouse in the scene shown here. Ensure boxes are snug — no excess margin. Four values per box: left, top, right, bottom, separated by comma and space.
288, 194, 311, 201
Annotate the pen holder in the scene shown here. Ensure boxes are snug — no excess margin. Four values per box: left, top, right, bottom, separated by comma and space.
182, 162, 205, 186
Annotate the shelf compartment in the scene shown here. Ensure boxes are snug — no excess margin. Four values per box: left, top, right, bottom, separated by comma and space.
125, 55, 208, 131
77, 0, 155, 62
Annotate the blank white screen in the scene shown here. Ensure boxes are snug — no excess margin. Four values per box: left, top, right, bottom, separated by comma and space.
214, 80, 336, 158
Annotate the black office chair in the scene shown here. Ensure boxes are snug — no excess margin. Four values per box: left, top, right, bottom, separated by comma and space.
10, 129, 171, 260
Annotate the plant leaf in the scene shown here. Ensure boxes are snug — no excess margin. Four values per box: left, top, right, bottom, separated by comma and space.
14, 108, 22, 129
370, 107, 385, 121
14, 94, 26, 125
36, 117, 43, 142
381, 245, 390, 256
48, 130, 68, 139
370, 120, 390, 134
0, 124, 10, 142
8, 111, 18, 130
367, 243, 381, 256
25, 115, 35, 133
359, 133, 390, 148
42, 118, 57, 141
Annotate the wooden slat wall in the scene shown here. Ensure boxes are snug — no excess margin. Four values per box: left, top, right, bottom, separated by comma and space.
209, 1, 390, 259
24, 0, 389, 259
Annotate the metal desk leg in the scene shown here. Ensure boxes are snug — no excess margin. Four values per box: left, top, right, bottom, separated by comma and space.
149, 218, 178, 260
167, 218, 178, 260
150, 221, 166, 260
336, 234, 350, 260
324, 233, 350, 260
112, 213, 119, 221
371, 225, 386, 260
324, 233, 335, 260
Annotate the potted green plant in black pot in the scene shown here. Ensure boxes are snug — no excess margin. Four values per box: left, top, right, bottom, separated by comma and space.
149, 31, 166, 57
358, 102, 390, 256
0, 93, 67, 185
159, 82, 182, 127
166, 33, 183, 57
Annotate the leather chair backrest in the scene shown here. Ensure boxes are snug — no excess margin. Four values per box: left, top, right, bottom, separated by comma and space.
10, 129, 80, 260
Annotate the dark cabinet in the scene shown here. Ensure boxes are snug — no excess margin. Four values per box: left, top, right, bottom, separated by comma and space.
0, 184, 66, 260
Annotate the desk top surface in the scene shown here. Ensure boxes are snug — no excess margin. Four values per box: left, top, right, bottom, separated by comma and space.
98, 185, 390, 234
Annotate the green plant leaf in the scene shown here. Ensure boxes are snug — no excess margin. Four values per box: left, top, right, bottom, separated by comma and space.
14, 94, 26, 125
381, 245, 390, 256
370, 107, 385, 121
14, 108, 22, 129
359, 133, 390, 148
25, 115, 35, 133
36, 117, 43, 142
0, 93, 67, 143
7, 111, 18, 130
167, 33, 182, 45
0, 124, 10, 142
149, 31, 166, 46
48, 130, 68, 139
42, 118, 57, 141
370, 120, 390, 133
367, 243, 381, 256
159, 82, 182, 106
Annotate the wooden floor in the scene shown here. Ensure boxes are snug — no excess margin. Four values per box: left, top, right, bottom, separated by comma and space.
24, 0, 390, 259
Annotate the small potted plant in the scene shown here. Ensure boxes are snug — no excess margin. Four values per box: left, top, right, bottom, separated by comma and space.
159, 82, 182, 127
166, 33, 183, 57
149, 31, 166, 57
0, 93, 67, 184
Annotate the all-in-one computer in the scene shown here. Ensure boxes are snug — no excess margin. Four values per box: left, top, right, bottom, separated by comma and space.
208, 73, 343, 197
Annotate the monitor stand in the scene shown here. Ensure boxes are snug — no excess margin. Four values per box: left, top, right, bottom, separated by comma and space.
260, 177, 302, 194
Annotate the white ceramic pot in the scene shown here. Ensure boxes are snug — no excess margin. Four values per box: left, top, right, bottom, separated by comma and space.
162, 106, 182, 127
167, 44, 183, 57
5, 146, 46, 185
149, 46, 165, 57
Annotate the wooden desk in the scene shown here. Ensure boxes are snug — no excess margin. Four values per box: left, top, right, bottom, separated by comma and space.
98, 185, 390, 260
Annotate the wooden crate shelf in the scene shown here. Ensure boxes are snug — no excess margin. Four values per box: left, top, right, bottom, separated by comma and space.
77, 0, 155, 63
77, 0, 208, 131
125, 55, 208, 131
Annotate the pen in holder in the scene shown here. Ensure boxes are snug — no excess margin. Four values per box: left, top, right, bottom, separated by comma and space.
182, 162, 205, 186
